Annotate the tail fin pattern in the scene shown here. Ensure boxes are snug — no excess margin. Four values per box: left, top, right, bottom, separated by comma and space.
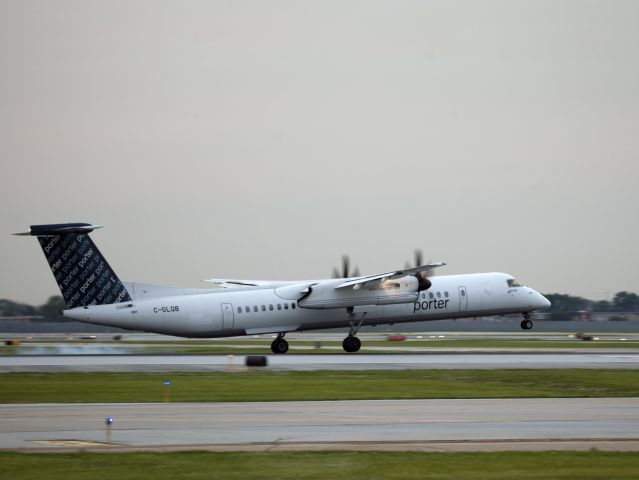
20, 223, 131, 308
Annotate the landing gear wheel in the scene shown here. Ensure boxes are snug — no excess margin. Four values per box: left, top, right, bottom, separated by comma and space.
271, 338, 289, 354
342, 336, 361, 353
520, 319, 533, 330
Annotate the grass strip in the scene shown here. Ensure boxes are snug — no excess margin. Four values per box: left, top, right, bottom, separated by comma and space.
1, 369, 638, 403
4, 339, 638, 357
358, 339, 639, 349
165, 340, 639, 354
1, 451, 638, 480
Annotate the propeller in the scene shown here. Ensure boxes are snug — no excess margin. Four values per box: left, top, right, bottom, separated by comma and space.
409, 249, 434, 292
414, 250, 423, 267
332, 255, 361, 279
405, 250, 423, 269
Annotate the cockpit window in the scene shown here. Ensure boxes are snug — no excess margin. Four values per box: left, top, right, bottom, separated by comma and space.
507, 279, 523, 288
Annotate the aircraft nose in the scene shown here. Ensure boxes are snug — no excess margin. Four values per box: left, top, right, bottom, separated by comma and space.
525, 288, 551, 309
536, 292, 551, 309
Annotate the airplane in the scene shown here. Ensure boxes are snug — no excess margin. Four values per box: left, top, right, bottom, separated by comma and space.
17, 222, 551, 353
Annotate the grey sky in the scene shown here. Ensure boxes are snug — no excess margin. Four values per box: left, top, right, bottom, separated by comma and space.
1, 0, 638, 305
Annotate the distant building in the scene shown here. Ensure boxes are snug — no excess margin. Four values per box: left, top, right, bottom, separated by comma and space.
530, 311, 551, 321
568, 311, 639, 322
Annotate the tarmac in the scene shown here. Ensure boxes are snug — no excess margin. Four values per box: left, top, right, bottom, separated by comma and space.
3, 331, 638, 453
2, 351, 639, 371
2, 398, 638, 452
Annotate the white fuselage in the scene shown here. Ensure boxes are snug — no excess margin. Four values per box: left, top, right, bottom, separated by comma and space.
64, 272, 550, 337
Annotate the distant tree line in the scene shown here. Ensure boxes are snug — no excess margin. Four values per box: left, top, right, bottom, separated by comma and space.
0, 296, 66, 321
543, 292, 639, 321
1, 292, 638, 322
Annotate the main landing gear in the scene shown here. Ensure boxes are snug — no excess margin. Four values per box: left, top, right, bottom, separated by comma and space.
271, 333, 289, 354
342, 335, 361, 353
520, 313, 533, 330
342, 307, 364, 353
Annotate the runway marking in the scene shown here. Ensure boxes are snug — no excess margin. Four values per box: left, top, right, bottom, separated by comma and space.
16, 438, 639, 453
32, 440, 112, 447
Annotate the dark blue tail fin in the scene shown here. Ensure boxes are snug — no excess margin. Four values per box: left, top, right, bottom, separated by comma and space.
18, 223, 132, 308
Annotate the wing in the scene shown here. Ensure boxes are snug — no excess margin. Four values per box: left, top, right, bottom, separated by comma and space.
202, 279, 292, 288
335, 262, 446, 289
203, 262, 445, 290
298, 263, 446, 309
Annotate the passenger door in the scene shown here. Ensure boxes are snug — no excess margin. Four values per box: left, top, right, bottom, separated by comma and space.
221, 303, 234, 329
458, 286, 468, 312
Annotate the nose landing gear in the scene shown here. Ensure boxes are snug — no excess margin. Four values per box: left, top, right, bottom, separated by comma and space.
520, 313, 533, 330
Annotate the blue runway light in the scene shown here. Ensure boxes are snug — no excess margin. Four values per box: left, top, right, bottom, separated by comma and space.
163, 380, 172, 386
105, 417, 113, 425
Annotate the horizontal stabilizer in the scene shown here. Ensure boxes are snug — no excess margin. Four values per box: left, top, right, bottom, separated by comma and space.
18, 221, 130, 308
14, 223, 103, 237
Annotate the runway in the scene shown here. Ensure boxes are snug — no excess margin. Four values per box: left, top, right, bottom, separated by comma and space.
2, 398, 638, 452
2, 352, 639, 371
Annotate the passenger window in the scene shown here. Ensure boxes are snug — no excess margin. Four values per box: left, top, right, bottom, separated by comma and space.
261, 305, 266, 311
444, 291, 449, 298
429, 292, 434, 299
237, 307, 242, 314
421, 293, 425, 300
253, 306, 258, 312
292, 303, 296, 309
436, 292, 441, 298
461, 290, 465, 297
269, 304, 273, 311
245, 306, 249, 313
284, 303, 289, 310
277, 304, 282, 310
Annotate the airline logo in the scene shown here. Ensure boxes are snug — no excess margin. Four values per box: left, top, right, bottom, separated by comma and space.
38, 234, 131, 308
413, 297, 450, 313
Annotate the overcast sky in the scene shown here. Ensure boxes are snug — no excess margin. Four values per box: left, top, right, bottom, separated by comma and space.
1, 0, 638, 305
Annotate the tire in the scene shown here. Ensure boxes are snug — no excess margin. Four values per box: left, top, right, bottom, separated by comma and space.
342, 336, 361, 353
271, 338, 289, 354
520, 319, 533, 330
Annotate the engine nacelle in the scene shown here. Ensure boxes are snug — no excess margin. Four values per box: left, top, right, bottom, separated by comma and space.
299, 276, 419, 309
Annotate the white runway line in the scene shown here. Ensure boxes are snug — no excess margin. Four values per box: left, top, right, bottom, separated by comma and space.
2, 352, 639, 371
